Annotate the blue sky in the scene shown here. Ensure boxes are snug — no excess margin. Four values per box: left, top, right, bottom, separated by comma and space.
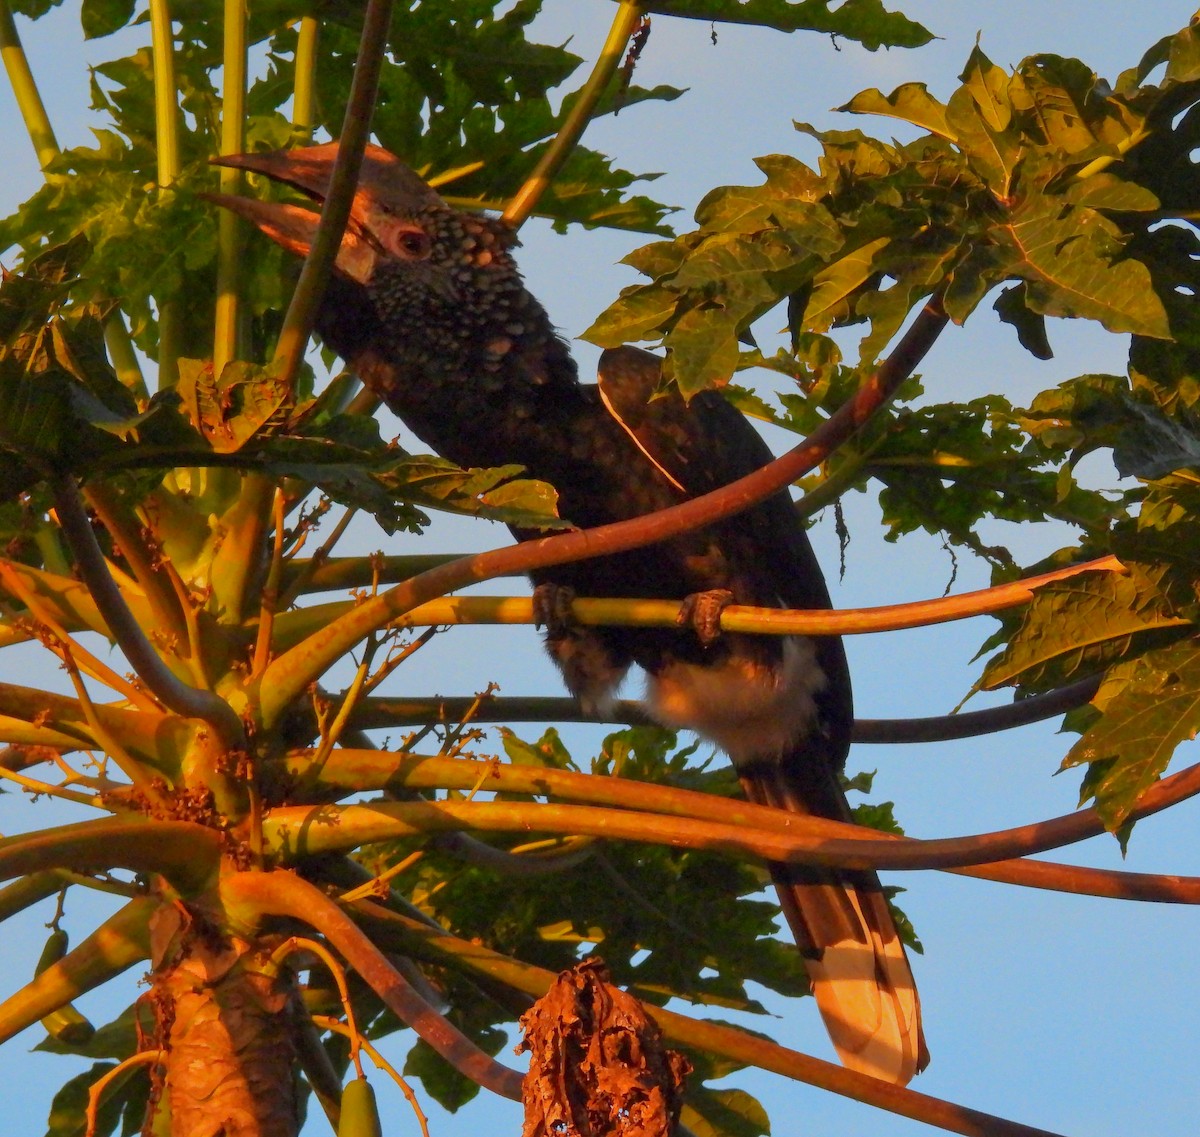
2, 3, 1199, 1135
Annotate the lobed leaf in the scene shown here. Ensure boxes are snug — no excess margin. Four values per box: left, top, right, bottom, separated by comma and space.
634, 0, 933, 51
1063, 639, 1200, 830
983, 566, 1192, 690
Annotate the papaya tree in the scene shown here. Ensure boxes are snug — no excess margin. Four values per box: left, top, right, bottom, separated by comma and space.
2, 2, 1200, 1137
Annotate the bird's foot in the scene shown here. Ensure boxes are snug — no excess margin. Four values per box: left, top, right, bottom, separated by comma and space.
677, 588, 735, 647
532, 583, 577, 638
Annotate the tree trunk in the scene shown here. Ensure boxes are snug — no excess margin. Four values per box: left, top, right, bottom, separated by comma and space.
149, 903, 298, 1137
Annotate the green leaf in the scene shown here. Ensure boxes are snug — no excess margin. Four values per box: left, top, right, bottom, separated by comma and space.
1165, 20, 1200, 83
403, 1024, 505, 1112
36, 1004, 141, 1059
1062, 172, 1159, 212
1063, 639, 1200, 830
683, 1086, 770, 1137
840, 83, 953, 139
80, 0, 136, 39
666, 306, 741, 399
946, 59, 1020, 193
803, 236, 889, 333
994, 195, 1171, 339
983, 566, 1192, 690
500, 726, 577, 770
636, 0, 933, 51
45, 1061, 133, 1137
582, 283, 679, 349
373, 456, 564, 530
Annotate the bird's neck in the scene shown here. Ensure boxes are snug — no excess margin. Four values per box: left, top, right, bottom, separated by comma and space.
344, 320, 586, 473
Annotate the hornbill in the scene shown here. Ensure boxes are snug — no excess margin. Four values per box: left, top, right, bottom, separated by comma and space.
213, 143, 927, 1084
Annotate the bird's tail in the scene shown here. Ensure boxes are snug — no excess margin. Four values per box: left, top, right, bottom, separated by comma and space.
740, 759, 928, 1086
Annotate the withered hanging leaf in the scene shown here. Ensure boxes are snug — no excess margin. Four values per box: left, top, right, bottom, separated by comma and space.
175, 358, 291, 454
516, 958, 690, 1137
993, 282, 1053, 360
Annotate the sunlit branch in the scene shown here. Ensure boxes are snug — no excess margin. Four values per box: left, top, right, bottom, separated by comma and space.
272, 557, 1124, 656
0, 896, 156, 1045
84, 482, 190, 664
252, 488, 288, 677
502, 1, 645, 229
0, 763, 98, 807
291, 16, 318, 138
0, 681, 176, 766
0, 558, 159, 713
279, 551, 459, 596
0, 716, 95, 751
0, 0, 58, 167
0, 819, 221, 894
271, 0, 395, 387
51, 474, 245, 746
0, 870, 65, 924
263, 753, 1200, 875
334, 726, 592, 880
223, 869, 524, 1100
103, 312, 148, 401
272, 747, 1200, 903
213, 0, 248, 373
149, 0, 183, 386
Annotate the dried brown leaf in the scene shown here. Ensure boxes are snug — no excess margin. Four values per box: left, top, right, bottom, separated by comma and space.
516, 958, 690, 1137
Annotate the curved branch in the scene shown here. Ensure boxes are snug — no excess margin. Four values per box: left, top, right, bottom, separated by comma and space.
83, 483, 189, 657
0, 818, 221, 893
353, 903, 1066, 1137
278, 748, 1200, 902
962, 858, 1200, 903
279, 553, 464, 595
345, 677, 1101, 744
271, 0, 395, 384
0, 680, 182, 768
258, 299, 949, 727
502, 1, 645, 229
0, 896, 155, 1045
853, 676, 1102, 743
270, 559, 1124, 659
223, 869, 523, 1100
51, 475, 245, 747
263, 753, 1200, 875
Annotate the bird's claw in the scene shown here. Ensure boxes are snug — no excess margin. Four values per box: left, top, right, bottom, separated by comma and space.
678, 588, 735, 647
532, 583, 577, 637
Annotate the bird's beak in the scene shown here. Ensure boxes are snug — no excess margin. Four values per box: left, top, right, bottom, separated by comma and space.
207, 142, 441, 285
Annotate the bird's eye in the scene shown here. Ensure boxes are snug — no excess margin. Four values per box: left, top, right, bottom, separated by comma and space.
391, 228, 431, 259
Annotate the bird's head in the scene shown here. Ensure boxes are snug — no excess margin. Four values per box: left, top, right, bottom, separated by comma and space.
209, 143, 534, 377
